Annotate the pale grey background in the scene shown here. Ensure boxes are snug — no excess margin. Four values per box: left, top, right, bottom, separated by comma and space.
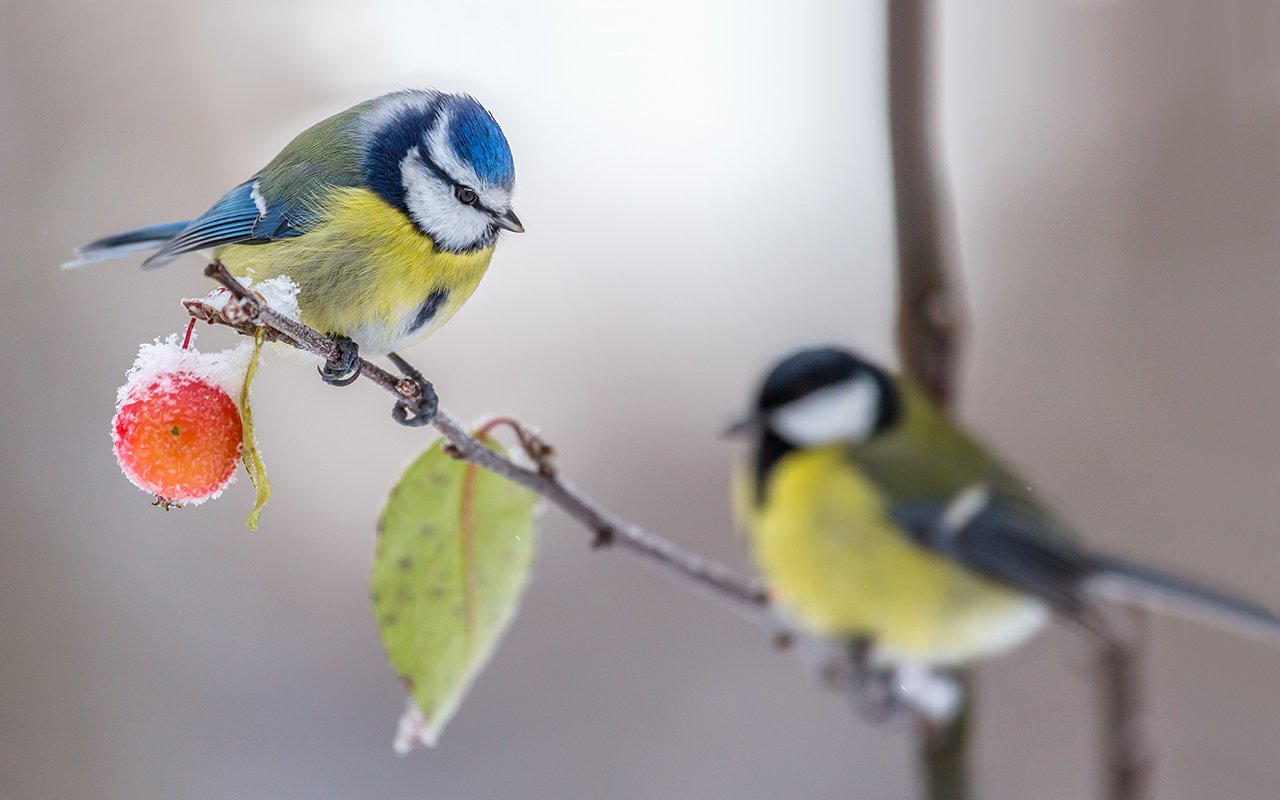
2, 1, 1279, 798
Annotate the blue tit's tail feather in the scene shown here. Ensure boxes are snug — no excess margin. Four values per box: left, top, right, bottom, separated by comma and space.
61, 221, 191, 270
1086, 557, 1280, 642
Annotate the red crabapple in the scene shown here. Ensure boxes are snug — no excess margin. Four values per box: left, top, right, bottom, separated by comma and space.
113, 372, 242, 505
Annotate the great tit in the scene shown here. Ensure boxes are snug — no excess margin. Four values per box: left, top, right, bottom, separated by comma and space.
66, 89, 522, 384
730, 346, 1280, 665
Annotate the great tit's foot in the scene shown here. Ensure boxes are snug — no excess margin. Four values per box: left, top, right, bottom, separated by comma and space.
319, 336, 361, 387
388, 351, 438, 427
852, 665, 905, 724
844, 638, 906, 725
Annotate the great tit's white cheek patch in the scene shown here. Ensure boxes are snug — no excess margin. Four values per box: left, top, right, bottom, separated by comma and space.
770, 375, 881, 446
400, 148, 492, 251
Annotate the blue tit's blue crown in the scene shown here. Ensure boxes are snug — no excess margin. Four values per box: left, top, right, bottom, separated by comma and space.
360, 90, 517, 253
443, 95, 515, 189
362, 91, 515, 214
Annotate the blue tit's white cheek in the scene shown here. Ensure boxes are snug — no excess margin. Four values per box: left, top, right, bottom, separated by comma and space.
770, 375, 881, 447
399, 148, 493, 251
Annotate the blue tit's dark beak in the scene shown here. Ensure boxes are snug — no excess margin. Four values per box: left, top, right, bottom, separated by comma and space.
495, 208, 524, 233
721, 413, 764, 439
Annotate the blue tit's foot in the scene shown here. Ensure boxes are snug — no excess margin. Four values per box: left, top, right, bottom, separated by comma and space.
387, 352, 438, 427
319, 336, 361, 387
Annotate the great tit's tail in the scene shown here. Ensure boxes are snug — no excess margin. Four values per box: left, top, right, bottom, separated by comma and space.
61, 221, 191, 270
895, 487, 1280, 644
1085, 558, 1280, 641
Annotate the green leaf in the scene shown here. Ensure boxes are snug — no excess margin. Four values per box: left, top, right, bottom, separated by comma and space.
239, 328, 270, 530
372, 431, 537, 751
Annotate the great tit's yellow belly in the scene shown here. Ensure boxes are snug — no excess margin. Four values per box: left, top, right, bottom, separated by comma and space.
216, 187, 495, 357
739, 446, 1047, 666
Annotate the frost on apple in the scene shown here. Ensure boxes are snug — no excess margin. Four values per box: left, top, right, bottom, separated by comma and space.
112, 335, 251, 506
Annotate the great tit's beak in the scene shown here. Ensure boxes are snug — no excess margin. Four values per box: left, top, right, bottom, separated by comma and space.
721, 413, 763, 439
495, 208, 525, 233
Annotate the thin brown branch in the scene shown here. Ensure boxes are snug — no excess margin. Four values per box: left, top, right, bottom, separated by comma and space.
889, 0, 961, 409
1096, 614, 1151, 800
886, 1, 971, 797
886, 3, 1148, 797
194, 263, 770, 616
433, 409, 771, 613
915, 669, 971, 800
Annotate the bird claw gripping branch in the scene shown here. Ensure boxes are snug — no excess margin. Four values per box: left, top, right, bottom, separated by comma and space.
388, 352, 438, 428
318, 336, 362, 387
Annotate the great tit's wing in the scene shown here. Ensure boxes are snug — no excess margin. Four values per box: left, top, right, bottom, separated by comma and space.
892, 486, 1280, 639
890, 487, 1093, 616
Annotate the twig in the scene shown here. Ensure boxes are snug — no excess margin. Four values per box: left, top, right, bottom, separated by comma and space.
889, 0, 960, 411
914, 669, 971, 800
195, 263, 770, 615
1096, 614, 1151, 800
886, 3, 1148, 797
885, 1, 972, 797
433, 410, 770, 612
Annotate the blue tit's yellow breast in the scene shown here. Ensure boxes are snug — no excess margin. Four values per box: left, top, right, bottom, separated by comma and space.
216, 186, 495, 356
737, 445, 1046, 665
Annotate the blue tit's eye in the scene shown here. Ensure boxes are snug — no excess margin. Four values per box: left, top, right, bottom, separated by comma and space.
455, 186, 479, 206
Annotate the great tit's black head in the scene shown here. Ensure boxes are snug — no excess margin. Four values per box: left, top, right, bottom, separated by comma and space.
740, 346, 900, 448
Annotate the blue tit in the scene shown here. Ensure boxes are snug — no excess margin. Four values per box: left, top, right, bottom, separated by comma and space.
65, 90, 523, 375
728, 346, 1280, 666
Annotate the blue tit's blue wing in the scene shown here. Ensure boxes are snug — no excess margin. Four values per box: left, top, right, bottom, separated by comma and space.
141, 175, 317, 270
890, 488, 1094, 616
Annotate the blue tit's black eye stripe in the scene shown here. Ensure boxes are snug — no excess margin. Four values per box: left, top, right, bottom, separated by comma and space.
415, 144, 453, 185
416, 149, 501, 216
